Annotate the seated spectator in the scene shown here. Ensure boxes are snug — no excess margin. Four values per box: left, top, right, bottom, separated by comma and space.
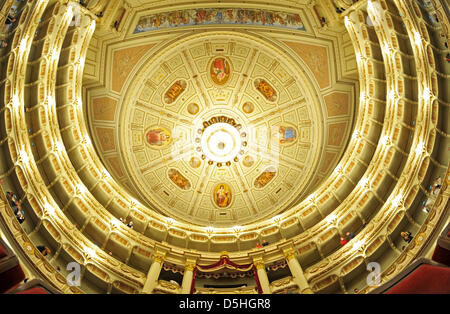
432, 176, 442, 190
5, 15, 16, 24
340, 236, 348, 246
119, 217, 127, 224
0, 40, 7, 48
255, 243, 262, 248
127, 221, 134, 229
346, 232, 355, 240
401, 231, 413, 243
6, 191, 18, 206
12, 202, 21, 215
36, 245, 51, 256
361, 218, 367, 228
16, 211, 25, 224
261, 240, 269, 247
423, 177, 442, 212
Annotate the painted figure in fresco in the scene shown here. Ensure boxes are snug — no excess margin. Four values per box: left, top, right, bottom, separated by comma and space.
255, 168, 276, 188
255, 79, 276, 101
278, 126, 296, 144
215, 184, 231, 208
133, 8, 306, 33
168, 169, 191, 190
146, 128, 171, 147
211, 58, 230, 84
165, 80, 186, 103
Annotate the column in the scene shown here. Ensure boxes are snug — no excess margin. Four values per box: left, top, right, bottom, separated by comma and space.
181, 259, 196, 294
142, 251, 165, 294
283, 248, 313, 294
253, 258, 271, 294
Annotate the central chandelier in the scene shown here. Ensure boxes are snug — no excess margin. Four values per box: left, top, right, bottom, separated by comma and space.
195, 116, 248, 167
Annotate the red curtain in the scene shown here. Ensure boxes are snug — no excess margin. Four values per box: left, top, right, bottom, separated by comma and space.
189, 256, 262, 294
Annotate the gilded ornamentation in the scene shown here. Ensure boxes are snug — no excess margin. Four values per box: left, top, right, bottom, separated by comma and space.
253, 259, 266, 270
283, 248, 296, 261
185, 260, 197, 271
153, 252, 166, 264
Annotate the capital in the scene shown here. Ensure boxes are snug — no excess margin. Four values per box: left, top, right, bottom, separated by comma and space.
283, 248, 296, 261
253, 258, 265, 270
185, 260, 197, 272
153, 252, 166, 264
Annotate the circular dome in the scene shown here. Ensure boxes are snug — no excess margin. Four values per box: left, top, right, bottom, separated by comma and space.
107, 32, 336, 227
1, 0, 447, 296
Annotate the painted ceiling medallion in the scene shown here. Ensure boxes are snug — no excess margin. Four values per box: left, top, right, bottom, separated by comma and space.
255, 166, 277, 188
214, 183, 232, 208
187, 103, 200, 115
189, 156, 201, 168
145, 126, 172, 148
243, 155, 255, 167
242, 102, 254, 114
210, 57, 231, 85
195, 116, 247, 166
254, 78, 277, 102
168, 169, 191, 190
164, 80, 186, 104
275, 125, 297, 145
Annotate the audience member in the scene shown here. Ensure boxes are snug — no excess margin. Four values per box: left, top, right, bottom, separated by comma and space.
361, 218, 367, 228
255, 243, 262, 248
16, 211, 25, 224
340, 236, 348, 246
127, 221, 134, 229
346, 232, 355, 240
423, 176, 442, 212
401, 231, 413, 243
261, 239, 269, 247
36, 245, 51, 256
5, 15, 16, 25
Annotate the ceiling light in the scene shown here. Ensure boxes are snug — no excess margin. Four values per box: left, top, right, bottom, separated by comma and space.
353, 239, 365, 250
392, 194, 403, 207
415, 142, 424, 155
85, 247, 96, 258
111, 218, 120, 228
326, 214, 337, 224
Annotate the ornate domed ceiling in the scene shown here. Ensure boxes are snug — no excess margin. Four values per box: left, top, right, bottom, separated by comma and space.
0, 0, 448, 296
86, 23, 358, 227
